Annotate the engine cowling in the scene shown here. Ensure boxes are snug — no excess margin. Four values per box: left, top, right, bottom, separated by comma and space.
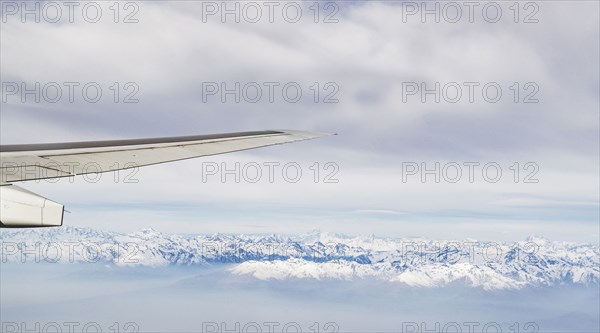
0, 185, 64, 227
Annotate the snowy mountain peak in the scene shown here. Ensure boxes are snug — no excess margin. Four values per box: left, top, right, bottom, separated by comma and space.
1, 227, 598, 290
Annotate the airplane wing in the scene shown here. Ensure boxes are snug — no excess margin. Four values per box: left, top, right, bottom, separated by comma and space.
0, 129, 333, 228
0, 130, 332, 183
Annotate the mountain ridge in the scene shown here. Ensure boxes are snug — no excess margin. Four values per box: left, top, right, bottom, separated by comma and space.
1, 227, 598, 290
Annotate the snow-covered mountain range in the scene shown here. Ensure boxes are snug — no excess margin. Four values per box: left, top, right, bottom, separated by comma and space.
1, 227, 598, 290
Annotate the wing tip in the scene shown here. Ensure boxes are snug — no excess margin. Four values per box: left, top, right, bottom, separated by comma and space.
275, 129, 337, 139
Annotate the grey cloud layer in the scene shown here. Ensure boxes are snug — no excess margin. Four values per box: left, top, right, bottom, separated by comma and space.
1, 1, 598, 238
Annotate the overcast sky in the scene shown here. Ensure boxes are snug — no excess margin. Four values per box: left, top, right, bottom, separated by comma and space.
1, 1, 598, 242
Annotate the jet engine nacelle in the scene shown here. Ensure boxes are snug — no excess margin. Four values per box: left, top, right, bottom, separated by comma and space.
0, 185, 64, 227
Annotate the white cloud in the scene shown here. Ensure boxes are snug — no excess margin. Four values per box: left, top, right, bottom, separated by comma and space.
1, 1, 598, 239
